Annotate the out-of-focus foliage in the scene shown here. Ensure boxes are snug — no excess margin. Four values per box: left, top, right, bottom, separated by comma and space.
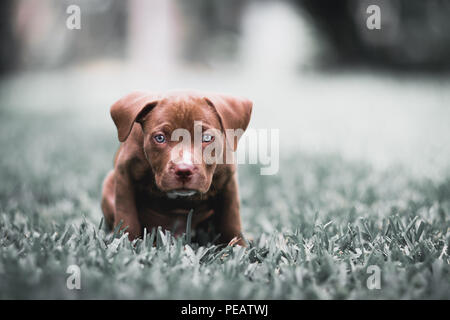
296, 0, 450, 70
3, 0, 450, 73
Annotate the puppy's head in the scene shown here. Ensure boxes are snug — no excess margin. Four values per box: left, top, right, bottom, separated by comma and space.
110, 91, 252, 197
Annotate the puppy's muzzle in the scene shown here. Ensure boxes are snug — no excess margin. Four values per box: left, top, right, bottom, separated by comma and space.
174, 163, 194, 182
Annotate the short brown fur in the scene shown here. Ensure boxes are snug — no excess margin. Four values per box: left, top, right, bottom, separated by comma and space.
101, 90, 252, 246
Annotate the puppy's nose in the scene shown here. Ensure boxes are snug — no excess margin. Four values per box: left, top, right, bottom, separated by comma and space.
174, 163, 194, 181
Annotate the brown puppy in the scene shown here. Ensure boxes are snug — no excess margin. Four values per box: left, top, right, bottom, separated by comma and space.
101, 91, 252, 246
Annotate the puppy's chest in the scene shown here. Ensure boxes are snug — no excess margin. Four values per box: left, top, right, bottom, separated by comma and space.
135, 179, 218, 213
135, 187, 218, 235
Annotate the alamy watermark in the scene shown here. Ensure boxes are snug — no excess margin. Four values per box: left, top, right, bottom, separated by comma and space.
66, 264, 81, 290
166, 121, 279, 175
366, 265, 381, 290
366, 4, 381, 30
66, 5, 81, 30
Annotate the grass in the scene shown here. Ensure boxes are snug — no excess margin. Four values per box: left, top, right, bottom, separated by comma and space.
0, 109, 449, 299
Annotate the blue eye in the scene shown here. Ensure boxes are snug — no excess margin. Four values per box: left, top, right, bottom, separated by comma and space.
154, 134, 166, 143
202, 134, 214, 143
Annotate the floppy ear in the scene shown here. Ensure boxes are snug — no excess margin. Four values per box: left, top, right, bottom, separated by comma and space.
204, 94, 253, 151
110, 91, 161, 142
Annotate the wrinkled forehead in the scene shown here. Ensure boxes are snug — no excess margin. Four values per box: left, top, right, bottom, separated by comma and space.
145, 96, 222, 132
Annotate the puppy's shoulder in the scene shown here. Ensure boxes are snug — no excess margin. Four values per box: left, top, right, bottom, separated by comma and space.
212, 164, 236, 191
114, 126, 149, 180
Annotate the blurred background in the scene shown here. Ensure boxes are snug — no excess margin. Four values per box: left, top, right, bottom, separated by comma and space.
1, 0, 450, 179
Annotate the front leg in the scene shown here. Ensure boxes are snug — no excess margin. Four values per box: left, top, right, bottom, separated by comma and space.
114, 167, 142, 240
215, 172, 247, 247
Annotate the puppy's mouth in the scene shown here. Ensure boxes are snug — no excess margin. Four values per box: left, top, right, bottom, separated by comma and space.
166, 189, 199, 199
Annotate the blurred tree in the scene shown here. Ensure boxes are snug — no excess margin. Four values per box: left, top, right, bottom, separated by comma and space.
177, 0, 248, 66
4, 0, 127, 72
294, 0, 450, 71
0, 1, 19, 75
